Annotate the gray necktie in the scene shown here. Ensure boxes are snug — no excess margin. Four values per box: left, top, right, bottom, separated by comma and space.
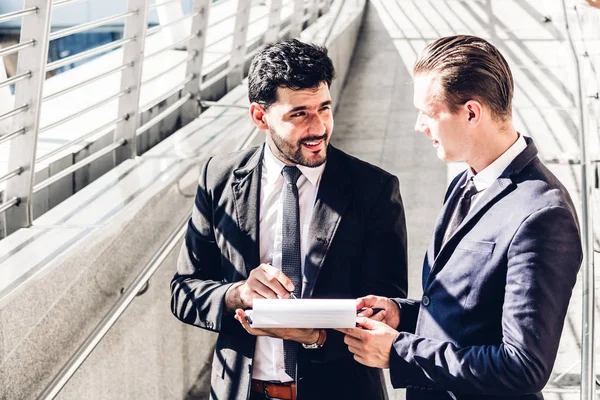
443, 178, 479, 245
281, 165, 302, 380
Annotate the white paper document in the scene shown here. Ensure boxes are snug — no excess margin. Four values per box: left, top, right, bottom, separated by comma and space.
246, 299, 356, 329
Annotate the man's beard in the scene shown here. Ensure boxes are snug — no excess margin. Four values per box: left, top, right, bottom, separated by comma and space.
269, 127, 329, 167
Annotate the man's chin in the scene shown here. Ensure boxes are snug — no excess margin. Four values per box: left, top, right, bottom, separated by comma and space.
436, 148, 449, 161
301, 149, 327, 167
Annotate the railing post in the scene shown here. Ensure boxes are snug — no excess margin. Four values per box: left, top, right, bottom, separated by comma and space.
3, 0, 53, 236
113, 0, 150, 164
264, 0, 283, 43
307, 0, 319, 25
184, 0, 211, 119
226, 0, 252, 91
290, 0, 305, 38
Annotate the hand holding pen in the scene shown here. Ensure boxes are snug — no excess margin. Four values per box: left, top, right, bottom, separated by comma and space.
224, 262, 296, 312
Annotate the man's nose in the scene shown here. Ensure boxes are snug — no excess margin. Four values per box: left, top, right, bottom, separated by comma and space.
414, 114, 426, 133
307, 113, 325, 134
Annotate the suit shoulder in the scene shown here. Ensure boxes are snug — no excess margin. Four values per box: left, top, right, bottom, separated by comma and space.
206, 145, 260, 171
202, 146, 261, 185
513, 158, 578, 216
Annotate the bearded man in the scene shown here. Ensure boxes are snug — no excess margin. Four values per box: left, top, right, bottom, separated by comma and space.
170, 39, 408, 400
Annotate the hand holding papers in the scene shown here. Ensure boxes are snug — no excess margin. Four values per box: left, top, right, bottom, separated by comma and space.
245, 299, 357, 329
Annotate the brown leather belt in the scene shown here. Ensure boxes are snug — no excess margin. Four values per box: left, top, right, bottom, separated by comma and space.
251, 379, 297, 400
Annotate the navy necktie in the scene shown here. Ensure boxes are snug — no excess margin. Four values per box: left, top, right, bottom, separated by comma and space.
281, 165, 302, 380
443, 178, 479, 245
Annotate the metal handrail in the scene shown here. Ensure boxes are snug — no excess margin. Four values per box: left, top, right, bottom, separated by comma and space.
33, 139, 127, 194
141, 52, 197, 86
36, 122, 258, 400
200, 65, 231, 89
0, 197, 20, 215
200, 100, 247, 109
43, 63, 133, 102
558, 1, 597, 399
249, 10, 270, 26
0, 167, 24, 185
0, 128, 26, 146
0, 7, 38, 24
149, 0, 181, 10
46, 37, 135, 72
207, 12, 237, 29
36, 210, 189, 400
140, 74, 194, 113
144, 32, 198, 60
49, 11, 138, 42
37, 116, 127, 164
0, 104, 28, 123
203, 52, 230, 72
201, 26, 273, 88
0, 72, 32, 90
147, 12, 200, 36
136, 92, 192, 135
205, 31, 234, 48
53, 0, 88, 8
39, 89, 130, 134
0, 40, 36, 58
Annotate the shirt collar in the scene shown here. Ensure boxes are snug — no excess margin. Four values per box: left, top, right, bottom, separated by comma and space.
262, 142, 326, 187
468, 133, 527, 191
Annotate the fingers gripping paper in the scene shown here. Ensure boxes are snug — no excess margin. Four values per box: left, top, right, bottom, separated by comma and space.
246, 299, 357, 328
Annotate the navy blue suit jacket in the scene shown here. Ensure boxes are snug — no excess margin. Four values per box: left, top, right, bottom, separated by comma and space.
170, 145, 408, 400
390, 137, 582, 399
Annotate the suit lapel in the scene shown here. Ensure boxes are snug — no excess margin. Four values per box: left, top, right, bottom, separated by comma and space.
232, 146, 264, 277
426, 177, 514, 286
426, 136, 539, 286
432, 172, 467, 257
303, 147, 351, 298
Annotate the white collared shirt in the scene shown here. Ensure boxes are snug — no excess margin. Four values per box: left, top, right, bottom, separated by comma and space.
252, 142, 326, 382
467, 133, 527, 210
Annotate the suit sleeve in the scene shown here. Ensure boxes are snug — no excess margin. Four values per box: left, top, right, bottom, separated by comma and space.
170, 158, 237, 334
392, 298, 420, 334
388, 206, 582, 395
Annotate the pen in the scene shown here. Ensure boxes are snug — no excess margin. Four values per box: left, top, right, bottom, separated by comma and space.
356, 308, 384, 315
269, 254, 297, 299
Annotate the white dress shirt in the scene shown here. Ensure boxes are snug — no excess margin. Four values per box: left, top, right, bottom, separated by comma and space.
467, 133, 527, 210
252, 142, 326, 382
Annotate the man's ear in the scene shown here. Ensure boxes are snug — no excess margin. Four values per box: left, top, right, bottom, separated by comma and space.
464, 100, 483, 126
250, 102, 269, 130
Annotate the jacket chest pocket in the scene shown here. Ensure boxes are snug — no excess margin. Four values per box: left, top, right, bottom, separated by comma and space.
439, 240, 498, 307
456, 240, 495, 255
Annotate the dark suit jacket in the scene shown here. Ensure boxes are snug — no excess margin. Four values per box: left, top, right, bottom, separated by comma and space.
389, 137, 582, 400
170, 144, 408, 400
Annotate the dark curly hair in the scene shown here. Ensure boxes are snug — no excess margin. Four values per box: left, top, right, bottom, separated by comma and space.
248, 39, 335, 109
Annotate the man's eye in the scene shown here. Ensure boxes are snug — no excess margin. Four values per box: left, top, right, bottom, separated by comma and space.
291, 112, 305, 117
320, 106, 331, 111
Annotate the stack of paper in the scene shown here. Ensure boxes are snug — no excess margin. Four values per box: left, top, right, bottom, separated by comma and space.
246, 299, 356, 328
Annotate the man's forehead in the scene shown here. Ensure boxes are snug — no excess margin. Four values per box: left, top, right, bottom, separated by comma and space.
413, 73, 442, 109
275, 83, 331, 105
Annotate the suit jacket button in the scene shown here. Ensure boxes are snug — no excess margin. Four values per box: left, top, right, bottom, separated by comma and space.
422, 295, 430, 307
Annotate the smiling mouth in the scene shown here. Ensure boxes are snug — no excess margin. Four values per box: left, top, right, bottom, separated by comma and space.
301, 135, 327, 151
